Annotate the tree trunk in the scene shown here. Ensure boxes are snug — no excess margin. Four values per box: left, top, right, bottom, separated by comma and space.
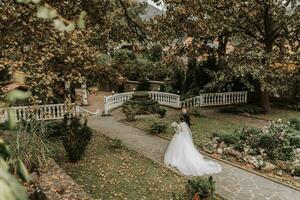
260, 89, 270, 113
260, 42, 272, 113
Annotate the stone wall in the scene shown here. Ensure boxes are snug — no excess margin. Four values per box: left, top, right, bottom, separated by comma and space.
124, 80, 164, 92
39, 159, 92, 200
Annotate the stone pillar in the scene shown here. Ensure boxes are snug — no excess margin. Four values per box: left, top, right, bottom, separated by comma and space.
81, 82, 88, 106
104, 96, 108, 115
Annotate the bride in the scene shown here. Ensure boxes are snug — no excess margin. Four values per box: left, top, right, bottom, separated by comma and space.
164, 117, 222, 176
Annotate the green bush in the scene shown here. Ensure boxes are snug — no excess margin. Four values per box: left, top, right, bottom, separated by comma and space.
157, 108, 167, 118
150, 122, 167, 134
213, 132, 240, 145
289, 118, 300, 131
290, 135, 300, 148
122, 104, 138, 121
110, 138, 122, 149
294, 166, 300, 177
131, 92, 151, 101
186, 176, 215, 199
124, 92, 160, 115
277, 146, 295, 161
233, 142, 244, 152
137, 79, 151, 91
45, 121, 64, 138
61, 117, 92, 162
257, 134, 278, 159
258, 134, 277, 149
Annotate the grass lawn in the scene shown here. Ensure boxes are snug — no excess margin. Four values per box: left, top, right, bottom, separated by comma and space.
255, 108, 300, 121
54, 133, 186, 200
130, 113, 242, 148
128, 107, 299, 148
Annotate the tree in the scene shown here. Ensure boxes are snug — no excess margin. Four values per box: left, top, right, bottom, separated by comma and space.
153, 0, 300, 112
0, 0, 148, 103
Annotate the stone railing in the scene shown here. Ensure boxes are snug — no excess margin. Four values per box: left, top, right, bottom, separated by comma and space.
104, 92, 134, 115
180, 96, 202, 109
181, 91, 248, 108
148, 92, 181, 108
2, 104, 76, 122
104, 91, 248, 114
104, 92, 181, 114
201, 91, 248, 106
0, 103, 103, 123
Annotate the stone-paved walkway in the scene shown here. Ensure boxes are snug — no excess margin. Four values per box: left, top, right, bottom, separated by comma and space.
88, 115, 300, 200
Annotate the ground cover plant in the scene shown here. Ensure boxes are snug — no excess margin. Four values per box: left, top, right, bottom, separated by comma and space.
210, 118, 300, 188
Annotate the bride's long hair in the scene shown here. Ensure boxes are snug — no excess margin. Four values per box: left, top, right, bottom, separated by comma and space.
180, 116, 184, 122
179, 117, 193, 138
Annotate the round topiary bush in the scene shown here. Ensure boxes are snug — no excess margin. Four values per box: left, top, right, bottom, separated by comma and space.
123, 92, 160, 114
136, 79, 151, 91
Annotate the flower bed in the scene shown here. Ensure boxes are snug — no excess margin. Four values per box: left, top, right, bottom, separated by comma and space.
207, 118, 300, 188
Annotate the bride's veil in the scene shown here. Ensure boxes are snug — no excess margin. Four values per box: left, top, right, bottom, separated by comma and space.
180, 122, 193, 138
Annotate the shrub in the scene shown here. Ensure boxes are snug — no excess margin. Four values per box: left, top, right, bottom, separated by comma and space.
44, 121, 64, 138
157, 108, 167, 118
277, 146, 295, 161
110, 138, 122, 149
131, 92, 151, 101
257, 134, 278, 159
294, 166, 300, 177
124, 92, 160, 115
186, 176, 215, 199
213, 132, 240, 145
290, 135, 300, 148
258, 134, 277, 149
233, 142, 244, 152
6, 120, 52, 171
122, 104, 138, 121
137, 79, 151, 91
289, 118, 300, 131
240, 128, 261, 138
61, 117, 92, 162
150, 122, 167, 134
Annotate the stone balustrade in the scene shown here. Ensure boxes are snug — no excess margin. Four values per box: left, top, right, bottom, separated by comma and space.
181, 91, 248, 108
104, 91, 248, 114
1, 104, 76, 122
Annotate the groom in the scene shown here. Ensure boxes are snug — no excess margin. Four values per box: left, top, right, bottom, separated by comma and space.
182, 108, 191, 127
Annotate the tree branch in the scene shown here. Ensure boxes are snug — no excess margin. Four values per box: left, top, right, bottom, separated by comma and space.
117, 0, 147, 41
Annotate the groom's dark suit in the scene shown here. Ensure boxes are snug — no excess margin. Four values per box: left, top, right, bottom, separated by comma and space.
182, 112, 191, 127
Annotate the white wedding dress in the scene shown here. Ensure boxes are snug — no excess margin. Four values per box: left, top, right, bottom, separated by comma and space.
164, 122, 222, 176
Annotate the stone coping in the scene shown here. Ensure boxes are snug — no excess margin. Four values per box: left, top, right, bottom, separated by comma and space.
39, 159, 93, 200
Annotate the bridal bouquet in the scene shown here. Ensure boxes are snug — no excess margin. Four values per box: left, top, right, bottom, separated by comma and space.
171, 121, 178, 133
171, 121, 178, 128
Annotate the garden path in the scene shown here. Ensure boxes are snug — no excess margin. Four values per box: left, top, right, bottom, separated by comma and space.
88, 114, 300, 200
